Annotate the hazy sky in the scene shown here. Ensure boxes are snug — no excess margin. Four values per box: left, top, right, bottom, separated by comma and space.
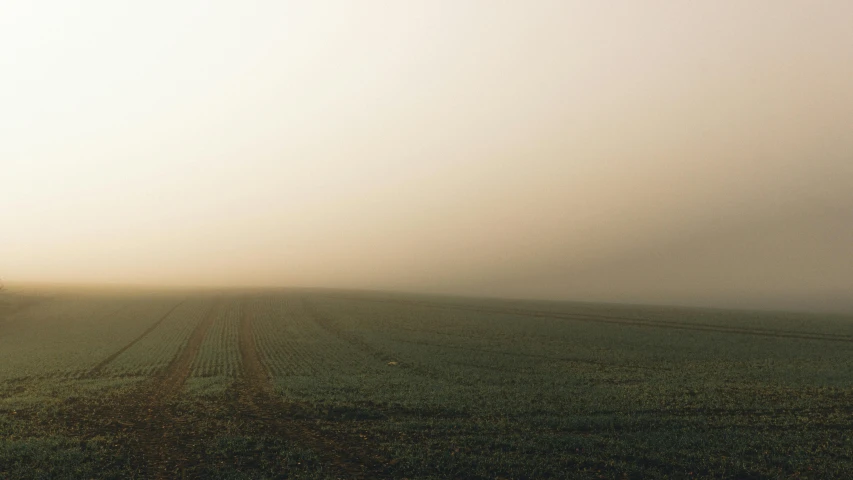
2, 1, 852, 310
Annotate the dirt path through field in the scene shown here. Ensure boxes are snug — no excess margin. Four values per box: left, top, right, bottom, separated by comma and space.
132, 298, 219, 478
48, 298, 221, 478
234, 297, 378, 478
154, 300, 215, 399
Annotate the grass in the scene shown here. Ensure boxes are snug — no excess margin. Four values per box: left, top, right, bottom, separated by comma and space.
1, 287, 852, 478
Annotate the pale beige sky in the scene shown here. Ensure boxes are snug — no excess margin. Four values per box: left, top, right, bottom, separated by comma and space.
2, 1, 852, 310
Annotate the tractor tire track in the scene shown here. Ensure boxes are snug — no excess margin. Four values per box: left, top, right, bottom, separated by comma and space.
235, 297, 380, 479
149, 299, 217, 400
301, 296, 466, 390
85, 299, 186, 378
302, 297, 395, 363
320, 294, 853, 343
51, 298, 221, 479
127, 298, 220, 479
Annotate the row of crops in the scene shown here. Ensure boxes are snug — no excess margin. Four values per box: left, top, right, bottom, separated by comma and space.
190, 300, 241, 378
248, 295, 377, 378
0, 293, 183, 381
104, 298, 216, 377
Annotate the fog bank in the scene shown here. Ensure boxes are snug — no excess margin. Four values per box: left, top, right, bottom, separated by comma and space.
2, 1, 852, 312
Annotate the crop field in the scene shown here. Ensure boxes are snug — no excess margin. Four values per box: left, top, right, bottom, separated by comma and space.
1, 287, 852, 479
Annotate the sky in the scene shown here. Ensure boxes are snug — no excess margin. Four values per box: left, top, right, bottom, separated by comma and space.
2, 1, 852, 311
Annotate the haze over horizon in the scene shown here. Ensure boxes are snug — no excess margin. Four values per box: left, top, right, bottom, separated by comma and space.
2, 1, 852, 312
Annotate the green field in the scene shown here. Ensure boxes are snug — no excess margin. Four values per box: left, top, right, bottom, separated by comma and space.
1, 287, 852, 479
